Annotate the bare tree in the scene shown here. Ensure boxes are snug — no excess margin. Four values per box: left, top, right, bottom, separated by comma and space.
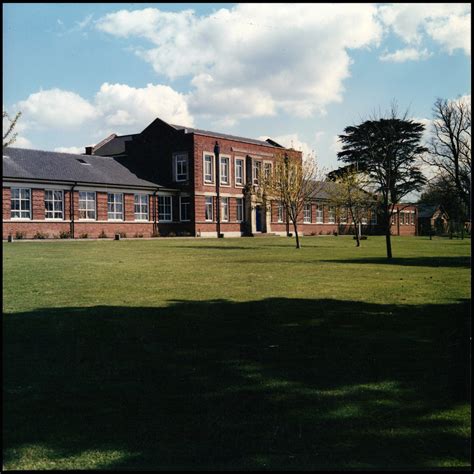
260, 152, 325, 249
423, 97, 471, 218
3, 110, 22, 149
327, 168, 375, 247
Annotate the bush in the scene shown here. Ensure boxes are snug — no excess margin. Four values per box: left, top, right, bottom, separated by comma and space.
79, 233, 88, 239
15, 231, 25, 240
59, 231, 71, 239
33, 231, 48, 239
98, 230, 108, 239
134, 232, 144, 238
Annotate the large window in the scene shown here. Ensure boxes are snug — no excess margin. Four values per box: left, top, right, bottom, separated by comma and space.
220, 157, 230, 185
370, 211, 377, 225
107, 193, 123, 220
158, 196, 172, 222
134, 194, 148, 221
264, 162, 272, 180
340, 207, 347, 224
277, 203, 284, 223
45, 190, 63, 219
410, 212, 415, 225
174, 153, 188, 181
253, 160, 262, 185
205, 196, 213, 221
79, 191, 96, 220
11, 188, 31, 219
400, 212, 405, 225
236, 198, 244, 222
180, 196, 190, 221
328, 206, 335, 224
316, 206, 323, 224
303, 203, 311, 223
235, 158, 244, 186
221, 197, 229, 221
204, 154, 214, 183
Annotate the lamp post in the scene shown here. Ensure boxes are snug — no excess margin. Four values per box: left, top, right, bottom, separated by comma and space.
214, 141, 222, 238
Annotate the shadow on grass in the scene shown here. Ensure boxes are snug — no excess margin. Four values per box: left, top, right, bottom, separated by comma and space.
3, 298, 471, 470
322, 256, 471, 268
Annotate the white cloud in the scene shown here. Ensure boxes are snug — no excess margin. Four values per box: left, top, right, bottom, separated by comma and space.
259, 133, 314, 160
379, 47, 432, 62
378, 4, 471, 56
96, 4, 383, 122
330, 135, 343, 154
54, 146, 84, 154
12, 136, 33, 149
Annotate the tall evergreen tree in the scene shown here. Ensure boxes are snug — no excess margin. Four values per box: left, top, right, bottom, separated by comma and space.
337, 110, 427, 259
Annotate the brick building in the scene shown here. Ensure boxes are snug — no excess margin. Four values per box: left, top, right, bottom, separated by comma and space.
2, 117, 417, 239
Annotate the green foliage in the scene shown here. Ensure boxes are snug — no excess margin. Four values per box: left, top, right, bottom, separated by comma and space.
59, 230, 71, 239
33, 231, 48, 239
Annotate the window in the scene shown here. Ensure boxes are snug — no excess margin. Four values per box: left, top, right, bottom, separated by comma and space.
253, 160, 262, 185
235, 158, 244, 186
158, 196, 172, 222
180, 196, 190, 221
361, 214, 368, 225
79, 191, 96, 220
391, 214, 396, 225
205, 196, 213, 221
174, 153, 188, 181
221, 197, 229, 221
316, 206, 323, 224
264, 162, 272, 180
370, 211, 377, 225
303, 203, 311, 223
45, 190, 63, 219
11, 188, 31, 219
400, 212, 405, 225
410, 212, 415, 225
134, 194, 148, 221
340, 207, 347, 224
236, 198, 244, 222
220, 157, 230, 185
277, 203, 284, 223
328, 206, 335, 224
204, 154, 214, 183
107, 193, 123, 220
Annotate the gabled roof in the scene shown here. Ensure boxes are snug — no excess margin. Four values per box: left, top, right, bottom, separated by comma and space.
417, 204, 447, 218
3, 147, 164, 189
92, 134, 138, 156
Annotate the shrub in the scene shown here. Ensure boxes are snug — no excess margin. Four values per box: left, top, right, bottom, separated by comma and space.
134, 232, 144, 238
79, 233, 88, 239
98, 230, 108, 239
33, 231, 48, 239
15, 231, 25, 240
59, 231, 71, 239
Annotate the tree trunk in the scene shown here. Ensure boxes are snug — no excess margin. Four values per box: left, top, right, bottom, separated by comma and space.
354, 222, 360, 247
385, 227, 392, 259
292, 221, 301, 249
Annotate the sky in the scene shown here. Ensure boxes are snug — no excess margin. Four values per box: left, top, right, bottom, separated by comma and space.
3, 2, 471, 180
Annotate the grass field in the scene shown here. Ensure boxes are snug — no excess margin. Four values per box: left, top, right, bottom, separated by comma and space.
3, 235, 471, 470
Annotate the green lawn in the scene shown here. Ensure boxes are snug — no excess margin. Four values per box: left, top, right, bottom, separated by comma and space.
3, 235, 471, 470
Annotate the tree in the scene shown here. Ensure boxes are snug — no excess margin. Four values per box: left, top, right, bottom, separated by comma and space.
423, 97, 471, 218
260, 152, 324, 249
337, 108, 427, 259
3, 110, 22, 149
327, 168, 376, 247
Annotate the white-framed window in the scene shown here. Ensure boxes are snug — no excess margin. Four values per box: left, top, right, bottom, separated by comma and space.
134, 194, 148, 221
328, 206, 335, 224
303, 203, 311, 223
220, 156, 230, 185
410, 211, 415, 225
361, 213, 368, 225
158, 195, 172, 222
253, 160, 262, 185
340, 207, 347, 224
174, 153, 188, 181
108, 193, 123, 220
205, 196, 213, 221
11, 188, 31, 219
391, 213, 396, 225
180, 196, 190, 221
264, 162, 272, 180
221, 197, 229, 221
204, 153, 214, 183
236, 197, 244, 222
45, 189, 64, 219
79, 191, 96, 220
235, 158, 244, 186
316, 206, 323, 224
370, 211, 377, 225
277, 203, 284, 223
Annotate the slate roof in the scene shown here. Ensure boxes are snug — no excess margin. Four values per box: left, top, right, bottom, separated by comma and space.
3, 147, 164, 189
92, 134, 138, 156
170, 124, 282, 148
417, 204, 443, 218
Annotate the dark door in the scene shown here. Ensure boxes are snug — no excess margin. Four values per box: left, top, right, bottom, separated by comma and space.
256, 205, 262, 231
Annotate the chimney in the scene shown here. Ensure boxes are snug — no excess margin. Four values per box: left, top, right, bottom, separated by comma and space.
85, 146, 93, 155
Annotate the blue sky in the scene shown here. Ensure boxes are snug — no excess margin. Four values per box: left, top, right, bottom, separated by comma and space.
3, 3, 471, 177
